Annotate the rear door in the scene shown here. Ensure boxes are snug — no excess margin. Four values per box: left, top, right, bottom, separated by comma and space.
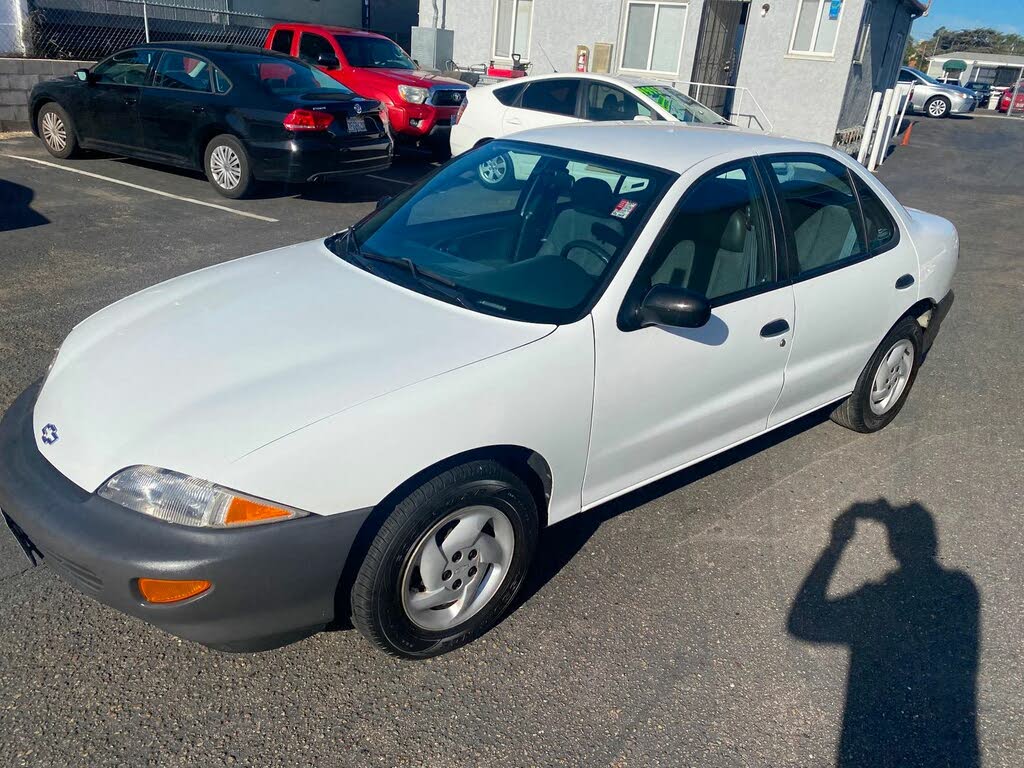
502, 78, 583, 134
762, 153, 919, 427
77, 49, 154, 149
139, 50, 219, 164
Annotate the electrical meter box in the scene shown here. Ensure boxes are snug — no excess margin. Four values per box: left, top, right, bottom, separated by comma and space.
410, 27, 456, 71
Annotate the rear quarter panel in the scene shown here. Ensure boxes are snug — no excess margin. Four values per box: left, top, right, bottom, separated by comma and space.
905, 207, 958, 303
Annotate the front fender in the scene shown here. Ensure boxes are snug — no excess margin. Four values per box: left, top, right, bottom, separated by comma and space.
224, 320, 596, 526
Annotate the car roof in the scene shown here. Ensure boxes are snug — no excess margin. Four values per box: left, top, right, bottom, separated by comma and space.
504, 121, 833, 174
134, 41, 288, 59
481, 72, 670, 91
270, 23, 387, 38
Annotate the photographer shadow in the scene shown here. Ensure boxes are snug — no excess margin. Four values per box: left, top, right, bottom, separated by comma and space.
788, 501, 979, 767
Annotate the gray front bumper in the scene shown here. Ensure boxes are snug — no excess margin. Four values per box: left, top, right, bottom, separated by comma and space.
0, 384, 370, 652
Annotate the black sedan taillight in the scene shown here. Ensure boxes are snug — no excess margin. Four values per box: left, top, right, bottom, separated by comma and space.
283, 109, 334, 132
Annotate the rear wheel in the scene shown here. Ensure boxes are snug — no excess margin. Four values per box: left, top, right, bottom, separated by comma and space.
926, 96, 951, 118
477, 151, 514, 189
351, 460, 538, 658
38, 103, 78, 159
831, 316, 923, 433
204, 134, 253, 198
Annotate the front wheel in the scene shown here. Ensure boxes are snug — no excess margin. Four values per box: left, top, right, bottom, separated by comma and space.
926, 96, 951, 118
204, 134, 253, 198
831, 316, 923, 433
351, 460, 538, 658
37, 103, 78, 159
477, 151, 514, 189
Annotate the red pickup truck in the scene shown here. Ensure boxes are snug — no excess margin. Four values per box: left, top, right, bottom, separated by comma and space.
265, 24, 468, 158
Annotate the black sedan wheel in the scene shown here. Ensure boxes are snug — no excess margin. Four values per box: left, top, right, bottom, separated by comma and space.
204, 134, 253, 199
38, 103, 78, 159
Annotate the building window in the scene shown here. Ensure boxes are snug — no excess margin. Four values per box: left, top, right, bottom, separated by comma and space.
620, 1, 688, 74
852, 0, 872, 64
494, 0, 533, 60
789, 0, 844, 57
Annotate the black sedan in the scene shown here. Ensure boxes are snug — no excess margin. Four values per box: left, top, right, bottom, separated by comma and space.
28, 43, 393, 197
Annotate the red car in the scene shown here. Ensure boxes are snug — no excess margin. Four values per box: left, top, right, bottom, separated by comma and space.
997, 83, 1024, 113
265, 24, 468, 157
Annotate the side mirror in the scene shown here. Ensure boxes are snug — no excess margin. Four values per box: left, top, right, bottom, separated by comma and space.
75, 68, 92, 83
317, 53, 340, 70
635, 284, 711, 329
375, 195, 393, 210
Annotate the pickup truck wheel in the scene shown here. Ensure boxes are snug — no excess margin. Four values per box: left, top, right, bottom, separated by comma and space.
831, 316, 923, 433
204, 134, 253, 198
38, 103, 78, 159
926, 96, 951, 118
351, 460, 538, 658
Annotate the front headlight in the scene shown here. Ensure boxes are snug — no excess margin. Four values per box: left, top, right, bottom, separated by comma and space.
397, 85, 429, 104
99, 466, 308, 528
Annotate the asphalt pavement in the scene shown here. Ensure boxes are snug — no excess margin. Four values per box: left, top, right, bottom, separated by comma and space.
1, 115, 1022, 767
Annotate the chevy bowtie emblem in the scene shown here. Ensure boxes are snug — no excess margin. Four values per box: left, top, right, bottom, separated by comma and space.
354, 103, 363, 114
41, 423, 59, 445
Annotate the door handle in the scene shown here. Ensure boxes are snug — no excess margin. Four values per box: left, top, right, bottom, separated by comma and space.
895, 273, 915, 289
123, 97, 137, 105
192, 106, 206, 113
760, 318, 790, 338
506, 117, 522, 125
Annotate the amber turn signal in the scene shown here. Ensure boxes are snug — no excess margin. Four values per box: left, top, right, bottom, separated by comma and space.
224, 497, 292, 525
137, 578, 211, 604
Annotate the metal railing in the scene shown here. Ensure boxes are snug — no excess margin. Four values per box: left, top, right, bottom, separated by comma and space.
21, 0, 279, 60
673, 81, 774, 133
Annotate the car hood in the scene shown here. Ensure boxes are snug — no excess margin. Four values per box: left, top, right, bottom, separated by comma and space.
353, 67, 467, 89
33, 240, 553, 492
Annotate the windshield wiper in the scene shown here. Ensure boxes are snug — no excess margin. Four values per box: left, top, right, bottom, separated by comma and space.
359, 251, 477, 310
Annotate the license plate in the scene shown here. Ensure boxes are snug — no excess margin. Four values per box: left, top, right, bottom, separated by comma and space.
347, 116, 366, 133
2, 510, 42, 566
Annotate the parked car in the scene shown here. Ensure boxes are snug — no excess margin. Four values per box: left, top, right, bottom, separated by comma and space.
265, 24, 468, 158
0, 124, 956, 658
898, 66, 977, 118
451, 73, 729, 185
28, 43, 392, 198
963, 80, 993, 105
997, 83, 1024, 113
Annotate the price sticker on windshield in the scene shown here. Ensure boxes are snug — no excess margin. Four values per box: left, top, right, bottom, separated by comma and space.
611, 199, 638, 219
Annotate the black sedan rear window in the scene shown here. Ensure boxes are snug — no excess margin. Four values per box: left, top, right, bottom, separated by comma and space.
221, 54, 353, 96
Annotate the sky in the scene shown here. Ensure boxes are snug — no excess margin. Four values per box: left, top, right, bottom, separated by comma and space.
913, 0, 1024, 37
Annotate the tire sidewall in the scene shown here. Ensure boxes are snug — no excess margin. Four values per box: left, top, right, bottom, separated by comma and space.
362, 475, 537, 658
204, 134, 252, 198
858, 319, 923, 431
38, 103, 76, 159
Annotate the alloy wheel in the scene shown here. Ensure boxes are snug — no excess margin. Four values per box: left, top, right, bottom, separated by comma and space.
928, 99, 948, 117
209, 145, 242, 190
401, 505, 515, 631
478, 155, 508, 185
869, 339, 915, 415
41, 110, 67, 152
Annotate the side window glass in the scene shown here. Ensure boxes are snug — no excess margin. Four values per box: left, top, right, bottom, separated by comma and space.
645, 160, 775, 302
493, 83, 525, 106
520, 79, 580, 116
92, 49, 154, 86
853, 176, 898, 251
271, 29, 294, 54
299, 33, 336, 66
585, 83, 652, 121
153, 52, 212, 92
768, 155, 868, 276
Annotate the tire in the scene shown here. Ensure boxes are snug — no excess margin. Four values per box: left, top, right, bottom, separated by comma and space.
925, 96, 951, 118
37, 103, 78, 159
351, 460, 539, 658
203, 134, 253, 198
476, 150, 515, 189
831, 316, 923, 433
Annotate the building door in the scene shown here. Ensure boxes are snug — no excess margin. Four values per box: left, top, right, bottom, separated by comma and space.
690, 0, 749, 116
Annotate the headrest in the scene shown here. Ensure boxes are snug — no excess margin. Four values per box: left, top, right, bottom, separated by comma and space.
720, 208, 750, 252
571, 177, 615, 216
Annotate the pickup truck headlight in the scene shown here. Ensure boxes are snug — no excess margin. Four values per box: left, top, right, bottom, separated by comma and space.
397, 85, 429, 104
99, 466, 308, 528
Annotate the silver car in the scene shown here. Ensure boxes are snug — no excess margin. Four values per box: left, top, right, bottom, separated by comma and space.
899, 66, 977, 118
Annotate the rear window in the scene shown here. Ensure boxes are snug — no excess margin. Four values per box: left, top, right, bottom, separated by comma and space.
223, 54, 352, 95
493, 83, 524, 106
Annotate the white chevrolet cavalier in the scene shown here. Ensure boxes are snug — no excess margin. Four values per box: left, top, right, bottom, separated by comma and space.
0, 123, 956, 657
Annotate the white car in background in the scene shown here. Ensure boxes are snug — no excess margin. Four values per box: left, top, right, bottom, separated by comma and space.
451, 73, 728, 186
0, 124, 955, 659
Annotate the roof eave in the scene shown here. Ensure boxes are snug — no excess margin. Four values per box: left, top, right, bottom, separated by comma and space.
905, 0, 929, 16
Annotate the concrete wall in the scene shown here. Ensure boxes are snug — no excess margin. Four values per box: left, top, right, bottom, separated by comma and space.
0, 57, 90, 131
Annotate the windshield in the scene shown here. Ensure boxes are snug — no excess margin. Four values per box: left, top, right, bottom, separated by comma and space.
338, 141, 674, 323
226, 54, 352, 95
336, 35, 415, 69
635, 84, 724, 124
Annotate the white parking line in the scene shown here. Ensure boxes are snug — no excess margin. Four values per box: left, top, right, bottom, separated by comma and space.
366, 174, 413, 186
2, 154, 279, 223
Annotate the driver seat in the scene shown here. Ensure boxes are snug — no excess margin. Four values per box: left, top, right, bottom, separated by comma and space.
540, 178, 624, 276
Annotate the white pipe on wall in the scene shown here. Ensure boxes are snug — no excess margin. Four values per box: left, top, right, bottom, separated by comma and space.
858, 91, 883, 165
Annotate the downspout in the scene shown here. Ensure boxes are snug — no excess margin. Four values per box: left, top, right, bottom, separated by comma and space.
431, 0, 438, 28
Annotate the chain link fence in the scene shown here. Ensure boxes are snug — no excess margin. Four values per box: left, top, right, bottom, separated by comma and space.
11, 0, 282, 60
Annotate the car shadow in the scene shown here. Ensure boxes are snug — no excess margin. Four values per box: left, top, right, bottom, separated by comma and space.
787, 500, 979, 767
0, 179, 49, 232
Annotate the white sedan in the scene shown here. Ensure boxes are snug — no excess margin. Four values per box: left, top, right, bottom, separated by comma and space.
0, 124, 956, 658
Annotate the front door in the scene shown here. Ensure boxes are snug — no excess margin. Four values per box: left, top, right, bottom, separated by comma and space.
78, 49, 154, 149
690, 0, 749, 116
502, 78, 583, 134
583, 157, 794, 507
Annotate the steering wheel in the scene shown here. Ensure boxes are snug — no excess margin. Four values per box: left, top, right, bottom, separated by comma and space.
559, 240, 611, 266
